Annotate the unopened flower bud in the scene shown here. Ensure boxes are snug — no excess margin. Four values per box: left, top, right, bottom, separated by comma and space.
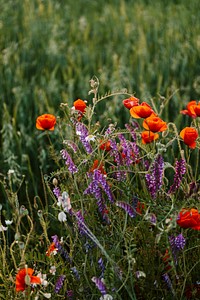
52, 178, 58, 187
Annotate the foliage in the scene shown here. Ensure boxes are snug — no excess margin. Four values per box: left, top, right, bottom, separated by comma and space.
0, 78, 200, 299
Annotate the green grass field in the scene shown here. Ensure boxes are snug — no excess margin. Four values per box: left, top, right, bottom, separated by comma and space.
1, 0, 200, 193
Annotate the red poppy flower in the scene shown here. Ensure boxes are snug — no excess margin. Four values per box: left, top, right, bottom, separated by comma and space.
16, 268, 41, 292
136, 202, 145, 215
123, 96, 139, 109
36, 114, 56, 131
73, 99, 87, 113
180, 100, 200, 118
90, 159, 106, 175
130, 102, 154, 119
143, 116, 167, 132
194, 102, 200, 116
177, 208, 200, 230
46, 242, 58, 257
141, 131, 159, 144
99, 140, 111, 151
180, 127, 198, 149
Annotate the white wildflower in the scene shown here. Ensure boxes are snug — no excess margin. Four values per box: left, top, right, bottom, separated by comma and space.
5, 219, 13, 225
58, 211, 67, 222
0, 225, 8, 232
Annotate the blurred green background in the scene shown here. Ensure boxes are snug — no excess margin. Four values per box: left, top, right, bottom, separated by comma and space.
0, 0, 200, 196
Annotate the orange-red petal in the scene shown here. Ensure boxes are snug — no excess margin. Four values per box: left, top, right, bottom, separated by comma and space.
180, 127, 198, 149
74, 99, 86, 113
36, 114, 56, 131
141, 131, 159, 144
130, 102, 154, 119
143, 116, 167, 132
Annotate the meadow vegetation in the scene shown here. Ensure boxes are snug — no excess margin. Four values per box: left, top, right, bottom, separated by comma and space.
0, 0, 200, 299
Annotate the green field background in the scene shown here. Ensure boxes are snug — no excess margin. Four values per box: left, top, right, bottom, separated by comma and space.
1, 0, 200, 196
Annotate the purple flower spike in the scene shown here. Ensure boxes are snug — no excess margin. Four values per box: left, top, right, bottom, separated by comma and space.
51, 235, 72, 264
116, 201, 136, 218
71, 267, 80, 281
98, 258, 105, 278
60, 149, 78, 174
66, 290, 74, 300
84, 170, 114, 203
169, 233, 186, 264
54, 275, 65, 294
162, 273, 174, 294
53, 186, 61, 199
145, 154, 164, 199
168, 158, 186, 194
75, 122, 92, 154
92, 276, 107, 295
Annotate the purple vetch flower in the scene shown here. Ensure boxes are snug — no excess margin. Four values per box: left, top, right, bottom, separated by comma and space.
150, 213, 157, 225
145, 154, 164, 199
104, 124, 115, 136
125, 123, 137, 141
143, 159, 150, 171
98, 257, 105, 278
169, 233, 186, 265
51, 235, 72, 264
84, 170, 114, 203
174, 234, 186, 250
75, 210, 88, 236
118, 134, 139, 166
66, 290, 74, 300
168, 158, 186, 194
92, 276, 107, 296
75, 122, 92, 154
71, 267, 80, 281
53, 186, 61, 199
132, 195, 139, 210
63, 140, 78, 153
54, 275, 65, 294
109, 139, 129, 181
94, 170, 114, 203
109, 139, 123, 166
60, 149, 78, 174
116, 201, 136, 218
162, 273, 174, 294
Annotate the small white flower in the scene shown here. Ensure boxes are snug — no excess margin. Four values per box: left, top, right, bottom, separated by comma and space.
135, 271, 146, 279
57, 196, 62, 207
37, 273, 48, 287
5, 219, 13, 225
58, 211, 67, 222
50, 265, 56, 275
0, 225, 8, 232
85, 135, 96, 142
100, 295, 113, 300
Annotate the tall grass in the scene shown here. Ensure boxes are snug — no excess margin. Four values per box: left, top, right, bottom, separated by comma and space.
0, 0, 200, 194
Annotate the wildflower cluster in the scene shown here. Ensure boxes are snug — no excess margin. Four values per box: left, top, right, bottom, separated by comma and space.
1, 79, 200, 299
